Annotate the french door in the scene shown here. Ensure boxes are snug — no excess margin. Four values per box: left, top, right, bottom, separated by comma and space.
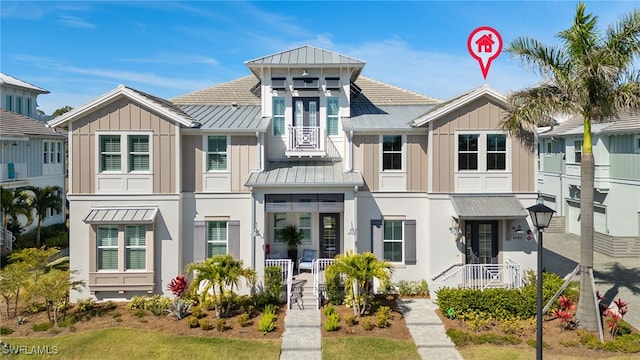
319, 213, 339, 258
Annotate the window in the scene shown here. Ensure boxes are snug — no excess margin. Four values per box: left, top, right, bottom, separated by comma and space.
207, 136, 228, 171
382, 135, 402, 170
635, 135, 640, 153
575, 140, 582, 163
383, 220, 403, 262
5, 95, 12, 111
273, 213, 287, 243
298, 213, 312, 245
129, 135, 150, 171
100, 135, 121, 172
486, 134, 506, 170
207, 221, 228, 257
43, 141, 63, 165
57, 143, 62, 163
43, 142, 49, 164
97, 226, 119, 270
273, 98, 285, 136
327, 97, 339, 136
546, 141, 552, 153
26, 98, 32, 117
16, 97, 23, 115
125, 225, 146, 270
458, 134, 479, 170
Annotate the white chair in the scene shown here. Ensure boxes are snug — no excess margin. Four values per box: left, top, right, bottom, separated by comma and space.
298, 249, 317, 274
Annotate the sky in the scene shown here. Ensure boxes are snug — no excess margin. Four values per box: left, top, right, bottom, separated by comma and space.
1, 1, 638, 115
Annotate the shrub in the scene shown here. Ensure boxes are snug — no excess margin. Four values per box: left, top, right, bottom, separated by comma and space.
167, 275, 189, 298
199, 319, 212, 331
133, 309, 147, 318
264, 303, 277, 316
77, 298, 97, 312
166, 299, 192, 320
32, 322, 52, 332
237, 313, 251, 327
324, 305, 337, 317
376, 306, 391, 328
15, 316, 26, 325
126, 295, 171, 316
215, 318, 227, 332
344, 315, 357, 327
187, 316, 199, 328
0, 326, 13, 335
395, 280, 429, 297
190, 305, 203, 319
325, 313, 340, 331
258, 313, 276, 334
264, 266, 283, 303
361, 318, 373, 331
57, 316, 77, 328
446, 328, 473, 346
324, 264, 344, 305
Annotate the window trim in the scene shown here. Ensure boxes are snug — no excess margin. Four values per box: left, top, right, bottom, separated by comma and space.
96, 131, 153, 174
380, 134, 405, 172
382, 219, 404, 263
457, 133, 479, 171
326, 97, 339, 137
574, 140, 582, 163
128, 135, 150, 172
455, 131, 510, 172
486, 134, 507, 171
298, 212, 312, 245
273, 97, 285, 136
273, 213, 287, 244
5, 95, 12, 112
96, 225, 119, 271
207, 220, 228, 257
125, 225, 147, 271
205, 135, 230, 172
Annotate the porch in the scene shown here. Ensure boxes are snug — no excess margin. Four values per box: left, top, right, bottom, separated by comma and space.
430, 258, 524, 297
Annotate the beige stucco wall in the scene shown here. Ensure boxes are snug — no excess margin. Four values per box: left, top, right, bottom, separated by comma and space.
71, 96, 177, 194
430, 97, 535, 193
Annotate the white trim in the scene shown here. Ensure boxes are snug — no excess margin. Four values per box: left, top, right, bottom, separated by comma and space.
379, 134, 406, 172
95, 131, 153, 174
203, 134, 230, 172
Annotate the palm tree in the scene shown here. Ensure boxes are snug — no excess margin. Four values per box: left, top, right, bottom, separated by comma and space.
24, 186, 63, 246
502, 3, 640, 331
1, 187, 33, 249
330, 251, 392, 316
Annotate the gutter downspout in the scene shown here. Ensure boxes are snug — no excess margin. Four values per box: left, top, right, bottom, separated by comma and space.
353, 185, 358, 252
256, 132, 263, 172
348, 131, 354, 172
250, 187, 256, 271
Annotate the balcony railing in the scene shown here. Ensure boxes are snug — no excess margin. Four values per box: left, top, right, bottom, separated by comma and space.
0, 163, 27, 182
286, 126, 326, 157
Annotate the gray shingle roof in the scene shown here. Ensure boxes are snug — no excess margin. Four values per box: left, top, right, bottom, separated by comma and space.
451, 195, 528, 220
245, 45, 365, 66
170, 75, 261, 106
245, 161, 363, 187
0, 72, 49, 94
0, 109, 65, 139
540, 112, 640, 137
178, 105, 269, 132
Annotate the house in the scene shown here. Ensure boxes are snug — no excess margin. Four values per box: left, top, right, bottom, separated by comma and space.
475, 34, 494, 53
0, 110, 67, 252
49, 46, 541, 302
537, 112, 640, 258
1, 72, 50, 121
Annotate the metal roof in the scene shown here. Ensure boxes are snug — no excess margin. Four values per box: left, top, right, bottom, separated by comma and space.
343, 105, 435, 131
178, 105, 269, 132
0, 109, 65, 140
0, 72, 49, 94
451, 195, 528, 220
540, 112, 640, 137
245, 161, 363, 187
83, 207, 158, 224
245, 46, 365, 66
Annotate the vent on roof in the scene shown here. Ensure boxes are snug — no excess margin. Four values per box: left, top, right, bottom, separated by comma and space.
325, 77, 340, 90
292, 77, 319, 89
271, 77, 286, 90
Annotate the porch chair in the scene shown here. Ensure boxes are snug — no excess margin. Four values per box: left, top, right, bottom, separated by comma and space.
298, 249, 317, 274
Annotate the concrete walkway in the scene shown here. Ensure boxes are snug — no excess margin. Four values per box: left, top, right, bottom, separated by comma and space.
279, 273, 321, 360
397, 298, 464, 360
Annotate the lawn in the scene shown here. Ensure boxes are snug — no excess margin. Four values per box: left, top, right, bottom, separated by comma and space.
459, 345, 640, 360
1, 328, 281, 360
322, 337, 420, 360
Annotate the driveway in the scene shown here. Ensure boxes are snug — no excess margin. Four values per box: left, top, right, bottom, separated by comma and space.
542, 232, 640, 331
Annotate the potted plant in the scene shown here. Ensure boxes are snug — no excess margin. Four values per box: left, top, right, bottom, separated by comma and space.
279, 224, 304, 263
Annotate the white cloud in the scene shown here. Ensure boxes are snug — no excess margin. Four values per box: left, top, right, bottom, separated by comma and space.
58, 15, 95, 29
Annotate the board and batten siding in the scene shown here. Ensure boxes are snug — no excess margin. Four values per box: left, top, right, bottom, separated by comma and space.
430, 97, 535, 193
71, 97, 176, 194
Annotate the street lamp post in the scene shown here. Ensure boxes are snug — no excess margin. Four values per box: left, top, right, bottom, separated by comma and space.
527, 199, 555, 360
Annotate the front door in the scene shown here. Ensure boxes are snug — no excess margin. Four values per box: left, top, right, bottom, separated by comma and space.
465, 221, 498, 264
319, 213, 339, 258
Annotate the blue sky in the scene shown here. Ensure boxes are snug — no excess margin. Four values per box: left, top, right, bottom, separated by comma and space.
1, 1, 638, 115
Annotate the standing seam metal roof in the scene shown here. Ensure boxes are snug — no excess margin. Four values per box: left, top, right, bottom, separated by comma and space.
178, 105, 269, 132
450, 195, 528, 219
245, 161, 363, 187
244, 45, 365, 66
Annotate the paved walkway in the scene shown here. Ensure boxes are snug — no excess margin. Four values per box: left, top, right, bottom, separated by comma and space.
279, 273, 321, 360
397, 298, 464, 360
543, 232, 640, 331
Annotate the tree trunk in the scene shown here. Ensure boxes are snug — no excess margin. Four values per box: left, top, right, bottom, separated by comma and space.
576, 152, 599, 331
36, 218, 43, 246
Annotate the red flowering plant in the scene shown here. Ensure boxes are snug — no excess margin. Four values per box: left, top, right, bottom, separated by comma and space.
604, 297, 629, 339
552, 295, 576, 332
168, 275, 189, 298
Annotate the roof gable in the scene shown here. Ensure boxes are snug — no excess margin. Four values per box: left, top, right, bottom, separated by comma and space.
412, 85, 506, 127
245, 45, 365, 67
0, 72, 49, 94
48, 85, 198, 128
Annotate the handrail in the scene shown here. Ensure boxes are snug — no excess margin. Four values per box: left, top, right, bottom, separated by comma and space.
432, 263, 463, 281
312, 258, 335, 308
265, 259, 293, 309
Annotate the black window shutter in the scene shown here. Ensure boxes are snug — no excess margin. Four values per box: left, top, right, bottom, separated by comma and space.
404, 219, 416, 265
371, 219, 383, 259
228, 220, 240, 259
193, 220, 206, 262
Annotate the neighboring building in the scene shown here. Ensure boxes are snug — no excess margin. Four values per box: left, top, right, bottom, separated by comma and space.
538, 112, 640, 258
0, 110, 67, 252
49, 46, 541, 302
0, 73, 50, 121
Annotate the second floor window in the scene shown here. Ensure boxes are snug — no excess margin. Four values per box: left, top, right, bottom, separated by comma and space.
16, 97, 23, 115
458, 134, 479, 170
207, 136, 228, 171
486, 134, 506, 170
5, 95, 12, 111
100, 135, 121, 172
273, 98, 285, 136
382, 135, 402, 170
574, 140, 582, 163
207, 221, 228, 257
129, 135, 150, 171
327, 97, 339, 136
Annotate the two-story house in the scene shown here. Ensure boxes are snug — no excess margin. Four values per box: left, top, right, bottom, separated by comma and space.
1, 72, 50, 121
1, 110, 66, 252
538, 112, 640, 258
49, 46, 540, 301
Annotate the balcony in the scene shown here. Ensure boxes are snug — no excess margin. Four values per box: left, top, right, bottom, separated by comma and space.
0, 162, 27, 183
286, 126, 327, 158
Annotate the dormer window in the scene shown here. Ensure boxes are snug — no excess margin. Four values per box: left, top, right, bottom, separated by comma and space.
292, 77, 319, 89
271, 77, 286, 90
325, 77, 340, 90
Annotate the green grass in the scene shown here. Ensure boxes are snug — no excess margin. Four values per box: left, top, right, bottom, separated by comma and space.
322, 337, 420, 360
2, 328, 281, 360
459, 345, 640, 360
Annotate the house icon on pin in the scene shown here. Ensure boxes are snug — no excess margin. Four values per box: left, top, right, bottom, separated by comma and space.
475, 34, 494, 53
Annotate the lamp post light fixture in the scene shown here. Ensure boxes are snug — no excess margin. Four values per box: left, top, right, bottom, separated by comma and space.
527, 198, 555, 360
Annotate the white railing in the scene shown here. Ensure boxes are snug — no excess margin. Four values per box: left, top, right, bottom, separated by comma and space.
0, 163, 27, 182
312, 258, 335, 308
265, 259, 293, 309
288, 126, 324, 153
434, 259, 523, 291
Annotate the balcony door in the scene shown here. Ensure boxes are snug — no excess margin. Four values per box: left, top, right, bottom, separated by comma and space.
292, 98, 319, 150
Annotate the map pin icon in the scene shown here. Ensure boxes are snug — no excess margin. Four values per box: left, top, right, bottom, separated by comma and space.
467, 26, 502, 80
